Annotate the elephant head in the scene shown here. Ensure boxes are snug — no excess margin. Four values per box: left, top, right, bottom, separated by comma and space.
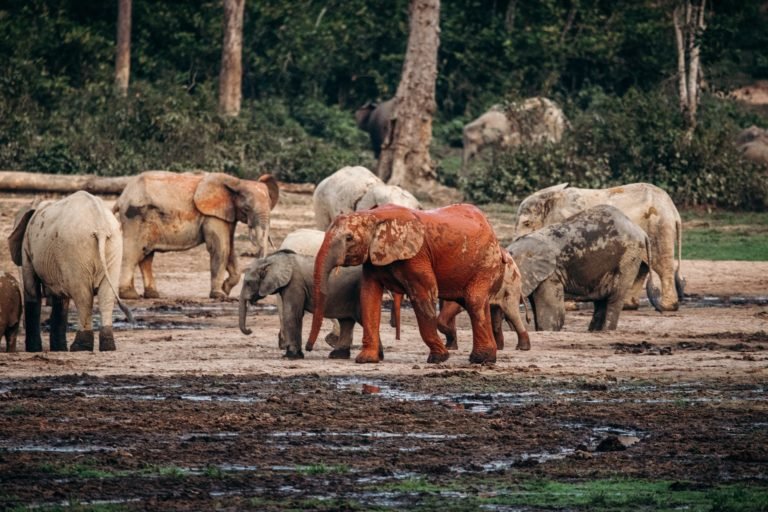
238, 250, 294, 336
305, 205, 425, 351
193, 173, 279, 257
355, 101, 377, 132
356, 184, 422, 212
514, 183, 573, 237
461, 110, 516, 170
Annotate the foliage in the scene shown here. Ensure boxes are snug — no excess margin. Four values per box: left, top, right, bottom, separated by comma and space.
0, 0, 766, 208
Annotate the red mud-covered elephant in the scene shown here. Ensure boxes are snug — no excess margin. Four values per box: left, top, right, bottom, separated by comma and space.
305, 203, 506, 365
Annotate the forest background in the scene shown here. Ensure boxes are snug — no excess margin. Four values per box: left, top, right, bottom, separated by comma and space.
1, 0, 767, 209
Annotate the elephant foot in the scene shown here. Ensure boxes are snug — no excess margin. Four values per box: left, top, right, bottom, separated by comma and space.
622, 296, 640, 310
355, 349, 381, 364
70, 330, 95, 352
209, 290, 227, 300
515, 332, 531, 351
143, 288, 160, 299
660, 300, 679, 312
324, 332, 340, 348
50, 337, 68, 352
444, 338, 458, 350
427, 351, 450, 364
25, 337, 43, 353
329, 347, 351, 359
469, 349, 496, 365
119, 287, 141, 300
283, 349, 304, 360
99, 327, 116, 351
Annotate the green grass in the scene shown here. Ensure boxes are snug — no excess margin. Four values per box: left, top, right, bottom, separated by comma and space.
684, 227, 768, 260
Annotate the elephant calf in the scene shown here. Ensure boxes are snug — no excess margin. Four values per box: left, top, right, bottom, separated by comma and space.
437, 252, 530, 351
8, 191, 134, 352
0, 271, 22, 352
508, 205, 661, 332
239, 250, 377, 360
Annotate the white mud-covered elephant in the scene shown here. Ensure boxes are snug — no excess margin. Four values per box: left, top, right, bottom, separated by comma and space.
113, 171, 279, 300
8, 191, 134, 352
462, 96, 568, 169
313, 166, 420, 230
736, 125, 768, 166
514, 182, 684, 311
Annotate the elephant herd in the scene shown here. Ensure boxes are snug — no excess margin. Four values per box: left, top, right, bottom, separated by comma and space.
2, 163, 685, 367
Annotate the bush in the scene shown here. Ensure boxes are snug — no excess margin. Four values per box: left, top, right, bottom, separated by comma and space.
460, 87, 768, 210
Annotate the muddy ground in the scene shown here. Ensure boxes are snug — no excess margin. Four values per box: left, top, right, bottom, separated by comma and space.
0, 189, 767, 510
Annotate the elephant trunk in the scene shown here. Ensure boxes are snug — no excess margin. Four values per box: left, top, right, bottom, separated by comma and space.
249, 211, 271, 257
238, 285, 252, 335
306, 236, 342, 351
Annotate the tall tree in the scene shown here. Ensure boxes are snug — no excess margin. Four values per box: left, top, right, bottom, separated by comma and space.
673, 0, 707, 140
219, 0, 245, 117
376, 0, 440, 192
114, 0, 131, 96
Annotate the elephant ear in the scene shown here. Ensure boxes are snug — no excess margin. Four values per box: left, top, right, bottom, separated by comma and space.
259, 254, 294, 297
507, 237, 557, 297
369, 213, 425, 266
258, 174, 279, 210
8, 207, 35, 266
193, 173, 238, 223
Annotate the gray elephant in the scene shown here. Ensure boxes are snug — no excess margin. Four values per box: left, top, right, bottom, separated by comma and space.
462, 97, 568, 170
0, 271, 22, 352
355, 98, 395, 160
113, 171, 279, 300
736, 125, 768, 165
515, 182, 683, 311
8, 191, 134, 352
508, 205, 661, 332
239, 250, 377, 360
313, 166, 420, 230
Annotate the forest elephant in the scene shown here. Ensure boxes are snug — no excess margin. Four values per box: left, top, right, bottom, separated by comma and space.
735, 125, 768, 166
305, 203, 506, 365
514, 182, 683, 311
437, 250, 530, 352
462, 96, 568, 169
508, 205, 661, 332
313, 166, 420, 230
114, 171, 279, 300
0, 271, 22, 352
8, 191, 134, 352
355, 98, 395, 160
239, 250, 381, 360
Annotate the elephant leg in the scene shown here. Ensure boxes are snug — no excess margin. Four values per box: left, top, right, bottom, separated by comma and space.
589, 298, 608, 331
491, 305, 505, 350
6, 326, 18, 353
329, 320, 355, 359
652, 235, 680, 311
531, 280, 565, 331
280, 301, 304, 359
97, 283, 117, 351
436, 299, 461, 350
119, 230, 143, 300
139, 253, 160, 299
325, 319, 342, 347
23, 294, 43, 353
389, 292, 402, 341
69, 290, 95, 352
464, 295, 497, 365
356, 276, 385, 364
49, 296, 70, 351
624, 272, 645, 310
222, 230, 241, 296
203, 220, 232, 300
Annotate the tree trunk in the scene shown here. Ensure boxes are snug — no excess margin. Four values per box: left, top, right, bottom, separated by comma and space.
218, 0, 245, 117
673, 0, 707, 141
376, 0, 440, 193
114, 0, 132, 97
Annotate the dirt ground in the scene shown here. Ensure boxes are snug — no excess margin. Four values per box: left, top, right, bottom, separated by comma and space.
0, 188, 766, 510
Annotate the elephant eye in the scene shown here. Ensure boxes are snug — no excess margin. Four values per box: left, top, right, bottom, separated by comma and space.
345, 233, 354, 242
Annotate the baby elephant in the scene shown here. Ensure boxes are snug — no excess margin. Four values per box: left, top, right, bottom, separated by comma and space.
0, 271, 22, 352
8, 191, 134, 352
437, 251, 530, 351
238, 250, 377, 360
507, 205, 661, 331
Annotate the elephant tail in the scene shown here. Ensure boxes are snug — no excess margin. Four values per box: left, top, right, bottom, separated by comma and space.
95, 231, 135, 325
674, 219, 686, 300
644, 236, 663, 313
